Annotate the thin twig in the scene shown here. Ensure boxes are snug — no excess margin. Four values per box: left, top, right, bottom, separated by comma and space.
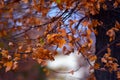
49, 65, 81, 74
12, 9, 68, 38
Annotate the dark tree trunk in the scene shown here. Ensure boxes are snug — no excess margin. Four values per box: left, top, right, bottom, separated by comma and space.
94, 24, 120, 80
91, 1, 120, 80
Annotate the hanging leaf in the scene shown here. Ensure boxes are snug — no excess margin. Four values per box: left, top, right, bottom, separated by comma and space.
106, 29, 115, 42
89, 55, 97, 61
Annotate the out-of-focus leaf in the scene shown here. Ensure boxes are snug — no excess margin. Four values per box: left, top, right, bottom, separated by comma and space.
56, 0, 61, 4
4, 61, 13, 72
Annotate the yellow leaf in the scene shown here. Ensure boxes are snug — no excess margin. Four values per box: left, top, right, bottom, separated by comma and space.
56, 0, 61, 4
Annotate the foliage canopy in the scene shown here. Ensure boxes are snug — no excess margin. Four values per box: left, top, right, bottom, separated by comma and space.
0, 0, 120, 79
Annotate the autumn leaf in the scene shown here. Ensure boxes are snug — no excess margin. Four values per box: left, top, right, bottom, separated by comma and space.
106, 29, 115, 42
1, 50, 8, 58
56, 0, 61, 4
112, 63, 119, 71
117, 71, 120, 79
47, 34, 66, 48
87, 73, 96, 80
0, 0, 119, 78
113, 1, 118, 8
58, 38, 66, 48
2, 30, 7, 36
88, 38, 93, 48
94, 63, 100, 69
37, 59, 43, 64
89, 55, 97, 61
82, 20, 89, 26
60, 29, 66, 36
41, 60, 47, 67
39, 38, 44, 45
43, 68, 50, 76
0, 65, 2, 69
104, 53, 110, 58
0, 32, 3, 38
4, 61, 13, 72
67, 35, 73, 41
87, 29, 92, 37
22, 0, 29, 3
101, 58, 107, 63
116, 43, 120, 46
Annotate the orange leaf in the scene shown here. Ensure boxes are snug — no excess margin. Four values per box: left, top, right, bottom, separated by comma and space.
4, 61, 13, 72
94, 63, 100, 69
89, 55, 97, 61
58, 38, 66, 48
82, 20, 89, 26
117, 71, 120, 79
101, 58, 107, 63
